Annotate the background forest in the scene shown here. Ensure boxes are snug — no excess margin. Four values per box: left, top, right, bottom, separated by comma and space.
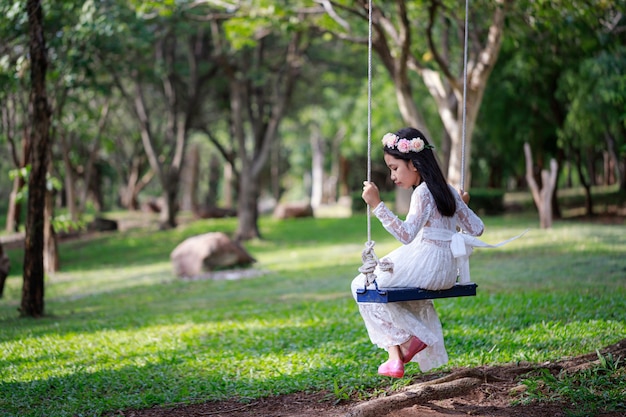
0, 1, 625, 296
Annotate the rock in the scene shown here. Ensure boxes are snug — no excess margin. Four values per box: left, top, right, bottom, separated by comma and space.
195, 205, 237, 219
273, 202, 314, 219
170, 232, 256, 278
88, 217, 118, 232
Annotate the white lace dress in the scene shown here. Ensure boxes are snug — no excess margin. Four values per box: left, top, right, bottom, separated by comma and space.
351, 183, 484, 371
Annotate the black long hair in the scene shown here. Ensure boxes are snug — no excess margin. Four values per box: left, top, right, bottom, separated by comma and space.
383, 127, 456, 217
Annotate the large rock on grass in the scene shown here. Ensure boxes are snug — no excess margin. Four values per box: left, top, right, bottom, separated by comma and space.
170, 232, 256, 278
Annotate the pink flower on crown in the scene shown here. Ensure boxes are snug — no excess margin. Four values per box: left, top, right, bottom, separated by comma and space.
382, 133, 398, 148
396, 139, 411, 153
410, 138, 425, 152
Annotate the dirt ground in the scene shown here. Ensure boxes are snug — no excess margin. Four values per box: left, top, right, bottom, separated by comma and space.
115, 339, 626, 417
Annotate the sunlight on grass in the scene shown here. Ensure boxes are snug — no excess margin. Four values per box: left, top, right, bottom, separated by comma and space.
1, 214, 625, 416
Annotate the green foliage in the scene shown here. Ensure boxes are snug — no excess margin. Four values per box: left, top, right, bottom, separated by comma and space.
467, 188, 505, 215
473, 0, 624, 188
350, 191, 395, 213
1, 213, 625, 416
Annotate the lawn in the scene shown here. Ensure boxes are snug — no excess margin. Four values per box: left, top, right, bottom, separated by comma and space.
0, 212, 625, 417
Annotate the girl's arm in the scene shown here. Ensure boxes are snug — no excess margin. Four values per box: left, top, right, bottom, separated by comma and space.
372, 185, 432, 244
453, 187, 484, 236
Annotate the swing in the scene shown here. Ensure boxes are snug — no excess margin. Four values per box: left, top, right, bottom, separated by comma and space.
357, 0, 476, 304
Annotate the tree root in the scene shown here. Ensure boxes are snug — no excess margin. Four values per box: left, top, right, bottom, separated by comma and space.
344, 374, 481, 417
344, 338, 626, 417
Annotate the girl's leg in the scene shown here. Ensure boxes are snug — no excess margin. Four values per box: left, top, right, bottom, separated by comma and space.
378, 345, 404, 378
400, 336, 428, 364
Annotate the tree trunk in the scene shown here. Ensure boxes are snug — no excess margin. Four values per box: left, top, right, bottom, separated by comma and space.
59, 133, 79, 221
22, 0, 51, 317
44, 186, 59, 273
604, 131, 620, 188
0, 244, 10, 298
524, 143, 558, 229
223, 162, 234, 208
338, 155, 350, 198
328, 127, 346, 203
236, 176, 261, 241
183, 143, 200, 213
160, 168, 180, 229
6, 133, 31, 233
6, 175, 25, 233
119, 156, 153, 210
78, 101, 109, 213
391, 69, 429, 136
573, 147, 593, 217
310, 128, 324, 208
206, 154, 221, 208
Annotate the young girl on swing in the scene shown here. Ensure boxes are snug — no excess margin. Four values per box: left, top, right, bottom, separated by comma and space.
352, 126, 484, 378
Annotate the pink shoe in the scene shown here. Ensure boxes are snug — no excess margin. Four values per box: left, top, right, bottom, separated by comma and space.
402, 336, 428, 364
377, 359, 404, 378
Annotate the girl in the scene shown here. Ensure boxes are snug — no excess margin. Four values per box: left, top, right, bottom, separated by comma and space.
352, 127, 484, 378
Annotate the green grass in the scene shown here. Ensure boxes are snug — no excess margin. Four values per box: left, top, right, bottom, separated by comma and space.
1, 213, 625, 416
516, 352, 626, 417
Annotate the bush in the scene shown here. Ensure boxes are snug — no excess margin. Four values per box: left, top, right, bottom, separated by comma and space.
467, 188, 505, 215
351, 191, 396, 212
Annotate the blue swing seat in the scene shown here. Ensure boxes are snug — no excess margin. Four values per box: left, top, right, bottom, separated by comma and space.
356, 282, 477, 303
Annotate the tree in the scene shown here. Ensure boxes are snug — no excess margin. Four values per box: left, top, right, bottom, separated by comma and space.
317, 0, 513, 188
102, 3, 219, 229
202, 2, 311, 240
22, 0, 51, 317
0, 1, 33, 233
559, 47, 626, 194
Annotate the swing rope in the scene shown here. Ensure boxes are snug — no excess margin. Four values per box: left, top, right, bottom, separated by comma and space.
360, 0, 471, 289
460, 0, 470, 191
360, 0, 380, 287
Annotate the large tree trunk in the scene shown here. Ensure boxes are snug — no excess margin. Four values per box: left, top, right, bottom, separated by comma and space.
22, 0, 51, 317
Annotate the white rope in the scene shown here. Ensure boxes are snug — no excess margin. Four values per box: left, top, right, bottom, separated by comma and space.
360, 0, 379, 288
460, 0, 470, 191
366, 0, 373, 244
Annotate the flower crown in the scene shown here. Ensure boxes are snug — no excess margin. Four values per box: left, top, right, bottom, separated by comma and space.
382, 133, 434, 154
